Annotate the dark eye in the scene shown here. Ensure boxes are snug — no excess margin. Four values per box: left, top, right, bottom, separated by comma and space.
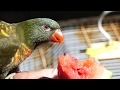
43, 25, 51, 31
44, 25, 49, 29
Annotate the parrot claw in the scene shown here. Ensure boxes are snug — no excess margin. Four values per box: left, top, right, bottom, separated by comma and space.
5, 73, 16, 79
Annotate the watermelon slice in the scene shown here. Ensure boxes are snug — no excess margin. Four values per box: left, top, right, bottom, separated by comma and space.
57, 54, 112, 79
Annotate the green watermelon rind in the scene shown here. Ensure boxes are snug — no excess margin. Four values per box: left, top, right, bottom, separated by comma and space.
100, 69, 112, 79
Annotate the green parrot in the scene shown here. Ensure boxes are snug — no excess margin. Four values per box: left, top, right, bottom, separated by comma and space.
0, 18, 64, 79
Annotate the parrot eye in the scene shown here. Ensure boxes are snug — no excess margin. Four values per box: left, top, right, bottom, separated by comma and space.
43, 25, 51, 31
44, 25, 49, 29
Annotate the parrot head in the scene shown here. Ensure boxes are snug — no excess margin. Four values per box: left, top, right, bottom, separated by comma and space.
16, 18, 64, 49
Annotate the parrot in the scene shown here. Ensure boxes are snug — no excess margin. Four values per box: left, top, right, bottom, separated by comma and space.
0, 18, 64, 79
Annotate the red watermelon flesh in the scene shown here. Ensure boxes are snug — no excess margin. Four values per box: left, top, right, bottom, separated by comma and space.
57, 54, 112, 79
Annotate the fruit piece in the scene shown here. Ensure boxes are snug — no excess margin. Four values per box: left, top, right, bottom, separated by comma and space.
57, 54, 112, 79
86, 41, 120, 59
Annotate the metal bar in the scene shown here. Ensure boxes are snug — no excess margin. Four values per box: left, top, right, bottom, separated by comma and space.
80, 25, 91, 47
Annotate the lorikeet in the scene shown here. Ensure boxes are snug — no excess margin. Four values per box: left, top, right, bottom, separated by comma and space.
0, 18, 64, 79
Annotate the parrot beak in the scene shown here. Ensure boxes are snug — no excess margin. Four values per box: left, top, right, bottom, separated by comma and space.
51, 29, 64, 44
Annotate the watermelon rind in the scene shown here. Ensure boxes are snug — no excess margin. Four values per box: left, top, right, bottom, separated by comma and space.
100, 69, 112, 79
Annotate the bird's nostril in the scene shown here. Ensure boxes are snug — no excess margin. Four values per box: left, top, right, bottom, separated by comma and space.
56, 37, 59, 40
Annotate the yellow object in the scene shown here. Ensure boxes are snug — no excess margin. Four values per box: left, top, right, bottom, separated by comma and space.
1, 29, 10, 37
86, 41, 120, 59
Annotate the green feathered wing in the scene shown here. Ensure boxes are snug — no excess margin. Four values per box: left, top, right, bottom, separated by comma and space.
0, 21, 32, 79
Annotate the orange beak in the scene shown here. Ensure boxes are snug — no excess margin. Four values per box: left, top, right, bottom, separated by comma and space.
50, 29, 64, 44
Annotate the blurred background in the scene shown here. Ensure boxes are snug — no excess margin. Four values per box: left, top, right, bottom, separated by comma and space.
0, 11, 120, 22
1, 11, 120, 79
0, 11, 103, 22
